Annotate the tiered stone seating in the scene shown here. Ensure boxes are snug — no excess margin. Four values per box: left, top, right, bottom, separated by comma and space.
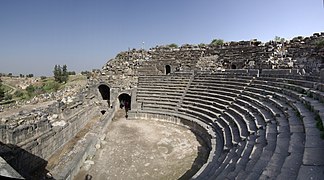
134, 72, 324, 180
250, 76, 324, 179
136, 75, 190, 111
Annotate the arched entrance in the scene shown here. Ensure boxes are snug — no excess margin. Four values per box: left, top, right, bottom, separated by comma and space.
98, 84, 110, 105
231, 64, 237, 69
165, 65, 171, 75
118, 93, 131, 110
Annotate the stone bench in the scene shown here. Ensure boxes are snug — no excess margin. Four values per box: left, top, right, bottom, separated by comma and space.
234, 100, 267, 128
136, 95, 181, 102
187, 88, 237, 102
244, 123, 277, 179
237, 95, 274, 123
226, 108, 252, 136
137, 87, 186, 93
249, 78, 324, 179
136, 90, 184, 97
209, 140, 248, 178
142, 102, 178, 111
135, 73, 324, 179
221, 111, 248, 139
257, 76, 318, 89
138, 82, 188, 87
230, 103, 259, 131
182, 99, 224, 116
179, 104, 218, 124
193, 77, 252, 84
218, 135, 257, 179
218, 115, 241, 144
191, 81, 248, 91
259, 81, 324, 133
183, 94, 229, 110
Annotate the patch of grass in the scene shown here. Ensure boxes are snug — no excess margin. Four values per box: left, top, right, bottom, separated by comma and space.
315, 114, 324, 131
316, 39, 324, 48
321, 132, 324, 139
296, 111, 302, 118
305, 103, 312, 111
1, 84, 12, 93
43, 80, 61, 92
315, 113, 324, 139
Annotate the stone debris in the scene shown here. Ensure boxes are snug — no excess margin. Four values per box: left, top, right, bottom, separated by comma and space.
100, 33, 324, 89
52, 120, 66, 127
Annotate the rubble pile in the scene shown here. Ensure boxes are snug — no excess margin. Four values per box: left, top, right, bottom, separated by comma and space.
100, 33, 324, 87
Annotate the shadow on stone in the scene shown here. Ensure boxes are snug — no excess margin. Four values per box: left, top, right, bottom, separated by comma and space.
0, 142, 51, 180
178, 128, 210, 180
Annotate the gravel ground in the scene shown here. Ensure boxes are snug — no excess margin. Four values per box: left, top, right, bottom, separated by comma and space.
75, 115, 208, 180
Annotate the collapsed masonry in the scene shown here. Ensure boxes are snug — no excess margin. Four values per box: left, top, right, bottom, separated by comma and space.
101, 33, 324, 89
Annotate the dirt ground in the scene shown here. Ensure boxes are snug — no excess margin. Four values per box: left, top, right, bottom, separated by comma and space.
74, 114, 208, 180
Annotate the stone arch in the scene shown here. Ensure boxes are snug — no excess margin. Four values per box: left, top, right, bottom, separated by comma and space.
165, 65, 171, 75
98, 84, 110, 105
118, 93, 131, 110
231, 64, 237, 69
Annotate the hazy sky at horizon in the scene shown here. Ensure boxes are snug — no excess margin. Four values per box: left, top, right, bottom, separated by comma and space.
0, 0, 324, 76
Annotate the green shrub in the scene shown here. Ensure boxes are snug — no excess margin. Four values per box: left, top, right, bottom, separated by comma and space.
210, 39, 224, 46
315, 114, 324, 131
14, 90, 24, 98
0, 84, 4, 101
4, 94, 12, 101
296, 111, 301, 118
316, 39, 324, 48
167, 43, 178, 48
43, 81, 60, 92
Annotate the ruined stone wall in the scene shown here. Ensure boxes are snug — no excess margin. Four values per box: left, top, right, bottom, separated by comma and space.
0, 86, 101, 177
283, 33, 324, 72
101, 33, 324, 83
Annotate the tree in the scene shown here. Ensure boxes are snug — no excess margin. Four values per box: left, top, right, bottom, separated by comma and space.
14, 90, 24, 98
274, 36, 285, 42
198, 43, 207, 47
81, 71, 90, 76
53, 65, 61, 82
68, 71, 76, 75
167, 43, 178, 48
53, 64, 68, 83
62, 64, 68, 83
0, 82, 4, 101
316, 39, 324, 48
210, 39, 224, 46
26, 74, 34, 78
26, 85, 35, 97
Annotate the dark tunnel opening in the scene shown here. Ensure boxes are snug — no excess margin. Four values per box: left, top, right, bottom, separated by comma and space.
165, 65, 171, 75
118, 93, 131, 110
101, 110, 106, 115
98, 84, 110, 105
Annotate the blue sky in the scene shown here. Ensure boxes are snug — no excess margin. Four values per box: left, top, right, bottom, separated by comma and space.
0, 0, 323, 76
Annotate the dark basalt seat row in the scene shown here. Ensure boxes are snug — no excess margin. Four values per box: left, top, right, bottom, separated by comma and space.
134, 72, 324, 180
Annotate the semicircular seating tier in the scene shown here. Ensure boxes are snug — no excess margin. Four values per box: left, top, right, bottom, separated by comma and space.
132, 72, 324, 180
